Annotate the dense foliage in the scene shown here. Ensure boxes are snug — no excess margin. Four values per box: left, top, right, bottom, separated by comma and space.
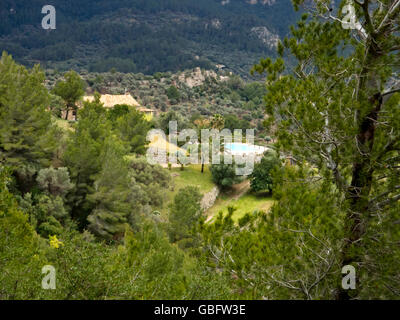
253, 0, 400, 298
1, 0, 399, 300
250, 150, 281, 194
210, 158, 243, 190
0, 0, 298, 77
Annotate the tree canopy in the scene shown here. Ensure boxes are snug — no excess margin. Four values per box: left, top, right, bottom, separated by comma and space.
253, 0, 400, 299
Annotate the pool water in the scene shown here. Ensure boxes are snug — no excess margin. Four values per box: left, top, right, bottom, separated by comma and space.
225, 143, 264, 154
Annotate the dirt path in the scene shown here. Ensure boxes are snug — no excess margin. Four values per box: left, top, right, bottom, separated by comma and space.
232, 180, 250, 200
205, 179, 250, 223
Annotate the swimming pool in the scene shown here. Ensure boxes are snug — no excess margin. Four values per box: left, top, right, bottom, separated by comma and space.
225, 143, 268, 155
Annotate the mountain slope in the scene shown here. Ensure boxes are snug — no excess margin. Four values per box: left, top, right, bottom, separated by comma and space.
0, 0, 299, 77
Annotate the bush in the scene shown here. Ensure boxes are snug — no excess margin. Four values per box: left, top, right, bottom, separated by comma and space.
250, 150, 281, 194
168, 186, 202, 243
210, 158, 242, 190
166, 85, 181, 103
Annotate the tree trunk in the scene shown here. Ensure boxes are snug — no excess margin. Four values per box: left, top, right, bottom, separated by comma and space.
73, 105, 78, 121
338, 166, 372, 299
338, 94, 382, 299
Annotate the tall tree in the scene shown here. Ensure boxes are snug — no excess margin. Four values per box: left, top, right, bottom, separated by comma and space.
193, 117, 211, 173
253, 0, 400, 298
168, 186, 202, 244
63, 97, 111, 228
53, 70, 85, 120
114, 107, 151, 155
87, 136, 131, 240
0, 52, 57, 190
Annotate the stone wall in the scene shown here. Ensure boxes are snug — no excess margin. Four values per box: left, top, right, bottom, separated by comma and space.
201, 186, 220, 211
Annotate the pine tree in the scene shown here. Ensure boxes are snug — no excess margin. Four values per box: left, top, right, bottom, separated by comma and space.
53, 70, 85, 120
115, 107, 151, 155
87, 137, 131, 240
168, 186, 202, 243
0, 52, 57, 190
63, 97, 111, 228
253, 0, 400, 298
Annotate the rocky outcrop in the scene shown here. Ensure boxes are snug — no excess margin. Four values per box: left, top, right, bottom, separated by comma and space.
177, 67, 228, 88
251, 26, 279, 49
201, 186, 220, 211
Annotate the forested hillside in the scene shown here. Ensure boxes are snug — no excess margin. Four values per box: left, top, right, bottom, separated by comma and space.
44, 67, 269, 141
1, 0, 400, 302
0, 0, 298, 77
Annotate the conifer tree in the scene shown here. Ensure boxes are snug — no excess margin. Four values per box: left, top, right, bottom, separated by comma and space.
0, 52, 57, 190
53, 70, 85, 120
253, 0, 400, 298
87, 136, 131, 240
63, 97, 111, 227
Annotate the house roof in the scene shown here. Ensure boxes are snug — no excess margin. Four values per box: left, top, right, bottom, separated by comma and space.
149, 135, 185, 154
83, 93, 140, 108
